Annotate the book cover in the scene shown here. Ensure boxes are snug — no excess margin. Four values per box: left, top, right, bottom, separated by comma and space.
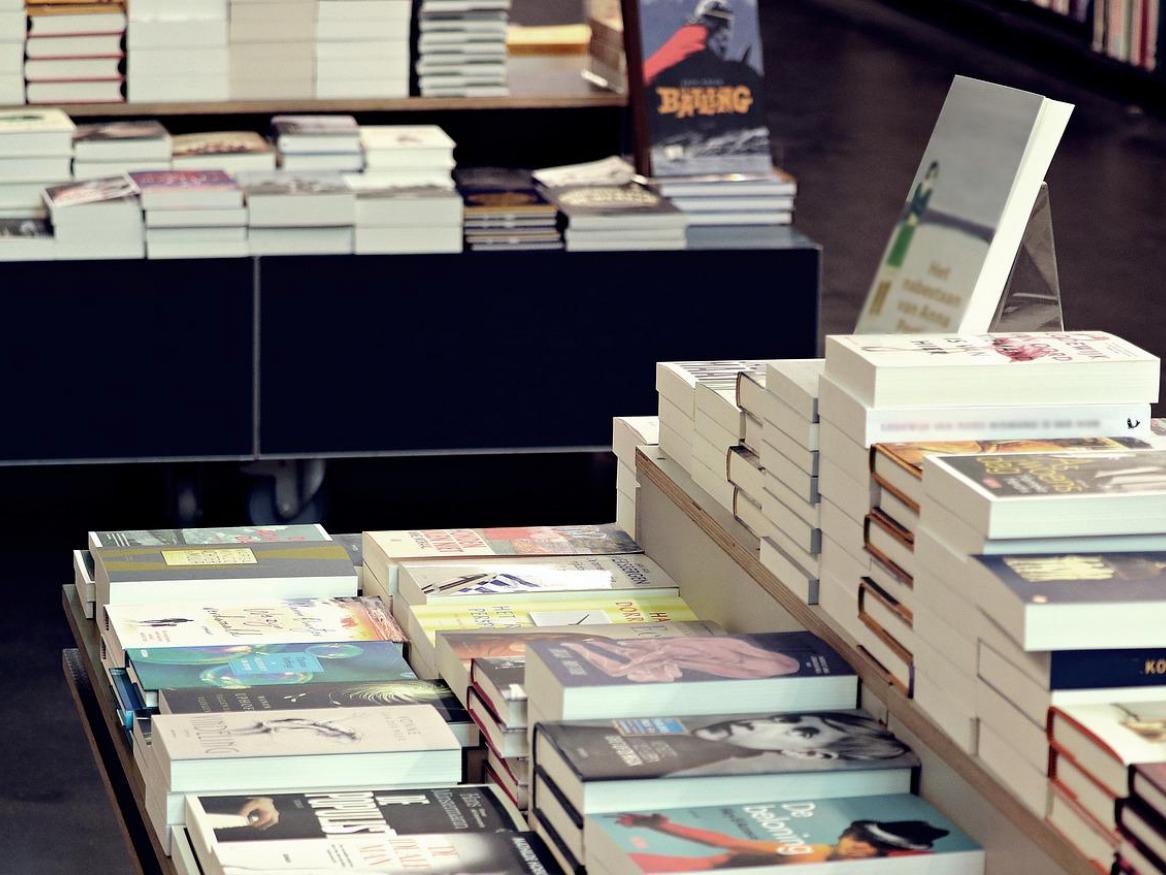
44, 175, 136, 209
541, 710, 917, 781
171, 131, 273, 158
94, 542, 354, 585
360, 125, 454, 151
939, 449, 1166, 499
587, 794, 979, 869
527, 631, 852, 687
975, 552, 1166, 612
455, 167, 556, 216
0, 108, 74, 134
347, 180, 460, 201
370, 524, 639, 562
272, 114, 359, 137
0, 218, 51, 240
622, 0, 771, 177
439, 621, 723, 663
236, 172, 349, 196
547, 183, 685, 221
92, 525, 328, 548
129, 170, 238, 193
1054, 701, 1166, 770
405, 555, 675, 599
192, 786, 515, 843
875, 436, 1148, 480
108, 597, 405, 651
154, 704, 457, 761
1047, 648, 1166, 691
74, 120, 167, 143
128, 640, 414, 692
414, 595, 698, 642
207, 831, 556, 874
474, 657, 527, 703
161, 678, 468, 720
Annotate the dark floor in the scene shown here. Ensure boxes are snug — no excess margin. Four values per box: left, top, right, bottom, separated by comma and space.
12, 2, 1166, 871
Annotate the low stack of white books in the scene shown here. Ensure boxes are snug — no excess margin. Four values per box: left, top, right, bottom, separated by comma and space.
652, 169, 798, 249
548, 182, 688, 252
345, 176, 462, 254
127, 0, 230, 102
229, 0, 317, 99
315, 0, 411, 98
72, 121, 171, 180
360, 124, 457, 188
742, 359, 824, 604
239, 171, 355, 255
134, 170, 248, 259
45, 175, 144, 260
611, 415, 659, 538
0, 108, 73, 220
273, 114, 363, 173
0, 0, 24, 105
417, 0, 510, 97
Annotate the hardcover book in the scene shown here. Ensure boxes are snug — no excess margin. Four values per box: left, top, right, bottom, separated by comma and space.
90, 525, 329, 548
585, 794, 981, 872
128, 640, 414, 695
621, 0, 772, 177
1051, 701, 1166, 797
855, 76, 1072, 334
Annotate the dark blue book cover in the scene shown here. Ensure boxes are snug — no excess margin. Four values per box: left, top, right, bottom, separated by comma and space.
976, 552, 1166, 611
528, 631, 853, 688
1050, 647, 1166, 691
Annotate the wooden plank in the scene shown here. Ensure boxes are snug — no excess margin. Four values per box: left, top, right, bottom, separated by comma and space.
635, 448, 1097, 875
62, 585, 178, 875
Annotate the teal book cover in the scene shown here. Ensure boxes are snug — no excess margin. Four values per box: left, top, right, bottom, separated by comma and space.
588, 794, 981, 870
127, 640, 413, 692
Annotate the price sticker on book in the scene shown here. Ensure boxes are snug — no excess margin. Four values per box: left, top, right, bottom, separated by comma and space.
162, 548, 258, 567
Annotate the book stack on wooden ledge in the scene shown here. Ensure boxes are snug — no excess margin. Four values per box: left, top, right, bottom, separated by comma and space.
72, 120, 170, 180
273, 114, 364, 173
126, 0, 229, 103
315, 0, 411, 99
416, 0, 510, 97
611, 414, 659, 537
25, 0, 127, 104
0, 0, 23, 105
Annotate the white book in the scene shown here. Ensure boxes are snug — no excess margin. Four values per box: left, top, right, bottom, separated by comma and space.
354, 225, 461, 254
153, 705, 460, 792
25, 34, 123, 58
0, 156, 71, 184
694, 382, 745, 437
147, 238, 249, 259
762, 426, 818, 476
315, 79, 410, 99
248, 226, 354, 256
127, 18, 228, 47
279, 153, 365, 173
128, 48, 230, 77
1050, 701, 1166, 798
656, 361, 766, 418
760, 536, 817, 603
765, 359, 822, 422
239, 172, 355, 227
824, 331, 1160, 409
127, 76, 230, 103
856, 75, 1073, 334
28, 9, 126, 36
978, 723, 1049, 816
145, 207, 248, 228
612, 415, 659, 465
26, 80, 125, 104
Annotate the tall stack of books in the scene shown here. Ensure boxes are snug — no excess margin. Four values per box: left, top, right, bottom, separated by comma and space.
547, 181, 687, 251
72, 121, 171, 180
456, 167, 562, 252
229, 0, 316, 99
743, 359, 824, 605
0, 0, 23, 104
170, 131, 277, 174
360, 124, 456, 188
653, 170, 799, 249
239, 170, 355, 255
346, 175, 462, 254
315, 0, 411, 98
126, 0, 230, 102
687, 367, 761, 514
0, 107, 73, 219
416, 0, 509, 97
273, 114, 363, 173
611, 414, 659, 538
25, 0, 126, 104
133, 170, 248, 259
44, 175, 144, 259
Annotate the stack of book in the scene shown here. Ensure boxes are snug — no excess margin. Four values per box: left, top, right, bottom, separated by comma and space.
239, 170, 356, 255
72, 121, 171, 180
360, 124, 456, 188
416, 0, 510, 97
25, 0, 126, 104
229, 0, 316, 99
126, 0, 229, 102
611, 414, 659, 538
170, 131, 277, 174
456, 167, 562, 252
133, 170, 248, 259
744, 359, 825, 605
652, 169, 798, 249
346, 175, 462, 254
315, 0, 411, 98
1118, 761, 1166, 874
0, 0, 23, 104
273, 114, 364, 173
0, 107, 72, 219
547, 181, 687, 251
687, 366, 763, 515
45, 175, 143, 259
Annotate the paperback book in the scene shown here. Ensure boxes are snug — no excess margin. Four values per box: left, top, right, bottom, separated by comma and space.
89, 524, 329, 549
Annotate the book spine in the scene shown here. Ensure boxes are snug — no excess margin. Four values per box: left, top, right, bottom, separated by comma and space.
1049, 648, 1166, 690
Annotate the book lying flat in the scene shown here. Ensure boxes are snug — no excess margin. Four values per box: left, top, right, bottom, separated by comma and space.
1051, 701, 1166, 798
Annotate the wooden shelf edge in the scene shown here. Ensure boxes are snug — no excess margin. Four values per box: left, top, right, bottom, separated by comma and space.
635, 448, 1098, 875
61, 585, 178, 875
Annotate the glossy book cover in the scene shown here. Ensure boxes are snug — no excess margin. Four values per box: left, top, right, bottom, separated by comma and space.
528, 631, 852, 687
371, 524, 639, 561
939, 449, 1166, 498
91, 525, 328, 548
128, 640, 413, 692
588, 794, 979, 870
95, 542, 355, 584
541, 711, 917, 781
976, 552, 1166, 608
438, 621, 722, 663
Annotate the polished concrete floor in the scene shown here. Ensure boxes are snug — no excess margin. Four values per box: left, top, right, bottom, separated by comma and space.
13, 2, 1166, 871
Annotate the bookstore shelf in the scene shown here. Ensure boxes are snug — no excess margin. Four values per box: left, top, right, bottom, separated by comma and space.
634, 447, 1097, 875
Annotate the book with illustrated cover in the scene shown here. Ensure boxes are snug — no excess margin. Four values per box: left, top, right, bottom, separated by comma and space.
455, 167, 558, 218
236, 171, 349, 196
105, 597, 404, 667
129, 170, 237, 193
972, 551, 1166, 650
43, 175, 136, 210
855, 76, 1072, 334
546, 182, 688, 229
585, 794, 981, 873
824, 331, 1160, 409
272, 114, 359, 137
621, 0, 772, 177
90, 524, 329, 549
360, 124, 455, 152
127, 640, 414, 697
186, 785, 519, 846
74, 120, 167, 144
171, 131, 273, 158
